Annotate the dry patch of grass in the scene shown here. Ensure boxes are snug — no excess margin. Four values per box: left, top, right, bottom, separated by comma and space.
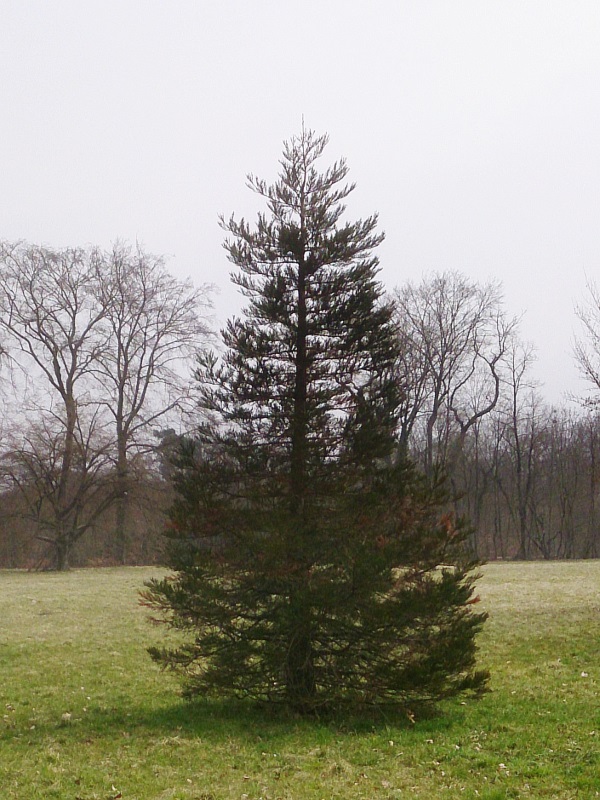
0, 562, 599, 799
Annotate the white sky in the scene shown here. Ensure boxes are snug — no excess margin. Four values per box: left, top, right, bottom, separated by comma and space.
2, 1, 600, 403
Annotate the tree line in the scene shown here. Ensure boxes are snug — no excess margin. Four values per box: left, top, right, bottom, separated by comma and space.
1, 182, 600, 570
0, 241, 211, 569
396, 273, 600, 560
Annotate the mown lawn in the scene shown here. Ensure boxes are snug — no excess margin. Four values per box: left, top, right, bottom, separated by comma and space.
0, 562, 598, 799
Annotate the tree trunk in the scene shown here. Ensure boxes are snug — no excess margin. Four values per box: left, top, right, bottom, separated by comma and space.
54, 535, 70, 571
287, 238, 315, 706
114, 439, 129, 564
285, 592, 315, 711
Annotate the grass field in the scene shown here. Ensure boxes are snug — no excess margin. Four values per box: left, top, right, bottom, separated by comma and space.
0, 562, 599, 800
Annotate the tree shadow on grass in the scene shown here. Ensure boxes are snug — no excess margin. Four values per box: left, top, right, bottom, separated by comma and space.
71, 694, 459, 746
10, 681, 465, 749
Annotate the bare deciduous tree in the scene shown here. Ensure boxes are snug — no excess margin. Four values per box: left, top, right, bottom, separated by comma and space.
394, 271, 516, 476
495, 338, 543, 560
574, 278, 600, 402
0, 240, 212, 568
1, 409, 116, 569
91, 243, 213, 562
0, 242, 109, 568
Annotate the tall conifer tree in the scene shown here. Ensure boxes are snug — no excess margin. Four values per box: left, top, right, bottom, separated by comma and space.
144, 129, 488, 712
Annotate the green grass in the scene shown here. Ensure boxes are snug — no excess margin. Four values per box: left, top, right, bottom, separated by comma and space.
0, 562, 599, 799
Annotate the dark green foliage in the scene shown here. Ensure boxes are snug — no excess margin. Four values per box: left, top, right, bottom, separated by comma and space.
143, 129, 488, 713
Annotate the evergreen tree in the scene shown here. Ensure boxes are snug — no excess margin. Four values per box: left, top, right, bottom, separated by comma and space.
143, 129, 488, 713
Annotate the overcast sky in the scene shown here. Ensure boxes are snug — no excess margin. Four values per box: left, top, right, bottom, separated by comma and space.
2, 1, 600, 403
